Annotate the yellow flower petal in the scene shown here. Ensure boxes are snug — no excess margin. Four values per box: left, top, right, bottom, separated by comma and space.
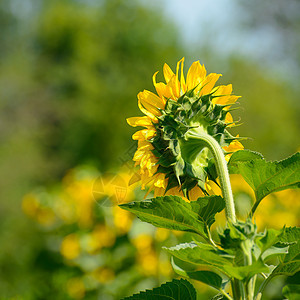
138, 90, 165, 116
167, 74, 180, 99
179, 57, 187, 94
132, 129, 156, 141
223, 138, 244, 161
189, 186, 205, 200
138, 140, 154, 151
127, 116, 152, 127
152, 71, 171, 100
154, 187, 165, 197
186, 61, 206, 91
225, 112, 233, 124
163, 63, 175, 83
153, 173, 167, 189
199, 73, 221, 96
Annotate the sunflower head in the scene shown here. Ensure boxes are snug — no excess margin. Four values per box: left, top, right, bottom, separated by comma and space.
127, 58, 243, 200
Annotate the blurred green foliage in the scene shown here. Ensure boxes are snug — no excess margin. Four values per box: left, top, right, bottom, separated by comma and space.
0, 0, 299, 299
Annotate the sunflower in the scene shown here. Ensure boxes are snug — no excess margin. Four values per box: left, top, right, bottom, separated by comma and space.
127, 58, 243, 200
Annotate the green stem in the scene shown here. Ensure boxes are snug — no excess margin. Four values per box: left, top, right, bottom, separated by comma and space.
219, 289, 234, 300
232, 278, 243, 300
255, 274, 273, 300
187, 132, 237, 223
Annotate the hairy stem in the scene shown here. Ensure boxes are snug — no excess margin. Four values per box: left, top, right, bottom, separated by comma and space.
187, 131, 237, 223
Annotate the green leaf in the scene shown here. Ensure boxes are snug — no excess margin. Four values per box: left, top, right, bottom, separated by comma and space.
228, 150, 263, 173
268, 227, 300, 277
282, 284, 300, 300
164, 242, 268, 281
255, 229, 286, 262
119, 195, 224, 239
121, 278, 196, 300
279, 227, 300, 263
190, 196, 225, 230
228, 150, 300, 213
171, 257, 223, 290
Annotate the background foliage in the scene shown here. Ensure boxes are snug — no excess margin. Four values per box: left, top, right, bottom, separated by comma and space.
0, 0, 299, 299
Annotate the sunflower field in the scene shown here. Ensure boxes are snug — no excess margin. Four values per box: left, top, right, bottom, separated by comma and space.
0, 0, 299, 299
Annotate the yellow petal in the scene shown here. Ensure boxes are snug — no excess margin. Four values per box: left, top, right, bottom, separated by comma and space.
199, 73, 221, 96
175, 58, 185, 96
154, 187, 165, 197
206, 180, 222, 196
223, 138, 244, 161
138, 90, 165, 116
126, 116, 152, 127
138, 98, 157, 121
132, 129, 156, 141
225, 112, 233, 124
179, 57, 187, 94
212, 85, 240, 107
167, 74, 180, 99
153, 71, 171, 100
138, 140, 154, 151
213, 84, 233, 96
153, 173, 167, 189
189, 186, 204, 201
163, 63, 175, 83
186, 61, 206, 91
165, 186, 188, 201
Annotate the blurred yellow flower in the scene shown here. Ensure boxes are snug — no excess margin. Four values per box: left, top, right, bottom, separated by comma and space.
85, 225, 115, 253
155, 228, 170, 242
158, 260, 172, 277
22, 193, 55, 226
138, 250, 158, 276
131, 233, 153, 253
92, 267, 115, 283
255, 189, 300, 230
112, 206, 133, 234
65, 178, 95, 228
61, 233, 81, 260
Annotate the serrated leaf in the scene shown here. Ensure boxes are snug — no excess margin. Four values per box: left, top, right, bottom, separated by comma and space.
171, 257, 223, 290
256, 229, 281, 252
279, 227, 300, 263
190, 196, 225, 230
228, 150, 263, 173
228, 150, 300, 213
164, 242, 268, 281
121, 278, 196, 300
119, 195, 224, 239
282, 284, 300, 300
271, 261, 300, 277
268, 227, 300, 278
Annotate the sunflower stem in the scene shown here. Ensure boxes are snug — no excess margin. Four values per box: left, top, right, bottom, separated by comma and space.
186, 132, 237, 223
